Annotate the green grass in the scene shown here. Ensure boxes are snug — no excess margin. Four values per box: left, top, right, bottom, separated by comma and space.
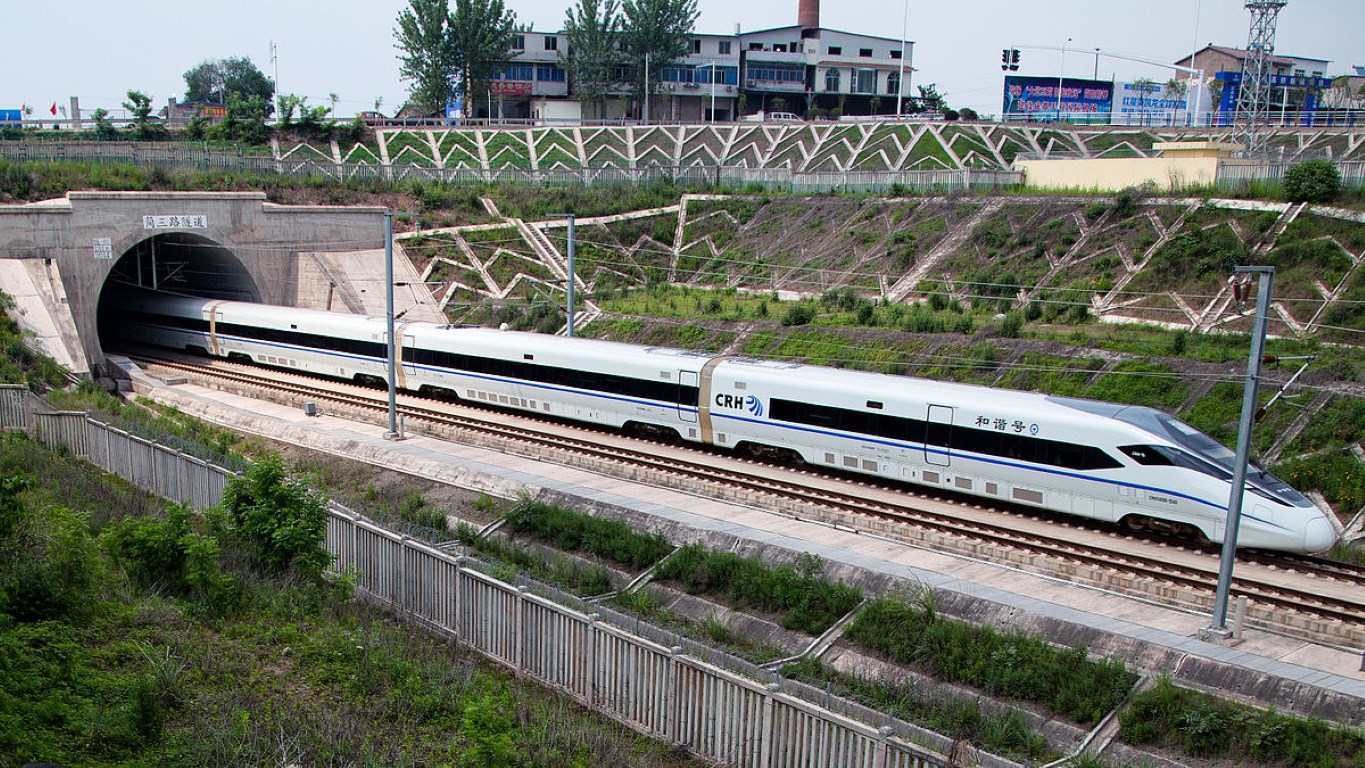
1272, 452, 1365, 512
844, 593, 1135, 726
1120, 676, 1365, 766
780, 658, 1056, 764
501, 496, 672, 570
655, 543, 862, 635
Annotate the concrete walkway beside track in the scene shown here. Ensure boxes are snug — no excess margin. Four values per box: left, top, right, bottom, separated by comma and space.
130, 370, 1365, 728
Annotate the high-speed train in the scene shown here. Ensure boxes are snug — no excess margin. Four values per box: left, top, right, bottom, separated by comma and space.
102, 289, 1340, 554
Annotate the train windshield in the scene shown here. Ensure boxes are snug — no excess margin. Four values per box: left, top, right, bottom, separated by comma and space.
1116, 408, 1307, 506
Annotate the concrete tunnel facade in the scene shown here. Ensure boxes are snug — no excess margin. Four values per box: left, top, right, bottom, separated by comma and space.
0, 191, 395, 379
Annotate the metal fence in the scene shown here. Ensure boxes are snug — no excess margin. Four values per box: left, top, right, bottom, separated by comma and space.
0, 140, 1021, 194
1218, 160, 1365, 190
2, 384, 994, 768
328, 509, 958, 768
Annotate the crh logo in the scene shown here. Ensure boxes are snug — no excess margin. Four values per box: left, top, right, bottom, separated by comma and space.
714, 393, 764, 418
746, 394, 764, 417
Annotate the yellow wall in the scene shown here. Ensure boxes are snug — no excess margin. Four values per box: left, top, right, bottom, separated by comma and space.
1017, 156, 1222, 192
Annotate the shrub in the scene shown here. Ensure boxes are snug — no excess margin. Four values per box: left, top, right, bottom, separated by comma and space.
781, 303, 817, 326
221, 454, 331, 579
999, 311, 1024, 338
1112, 186, 1142, 218
1282, 159, 1341, 203
0, 159, 34, 200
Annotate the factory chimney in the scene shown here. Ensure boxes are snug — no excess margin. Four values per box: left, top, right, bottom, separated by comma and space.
798, 0, 819, 28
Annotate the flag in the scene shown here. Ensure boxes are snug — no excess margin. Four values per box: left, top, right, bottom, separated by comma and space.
49, 102, 57, 116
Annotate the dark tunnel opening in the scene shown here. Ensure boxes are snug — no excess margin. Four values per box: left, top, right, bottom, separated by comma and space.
97, 233, 260, 356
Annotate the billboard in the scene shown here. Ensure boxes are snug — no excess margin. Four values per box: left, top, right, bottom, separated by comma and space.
1003, 76, 1113, 118
1113, 80, 1212, 125
0, 109, 21, 126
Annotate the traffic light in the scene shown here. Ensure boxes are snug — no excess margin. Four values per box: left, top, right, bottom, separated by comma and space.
1011, 49, 1021, 70
1002, 49, 1011, 71
1002, 49, 1021, 71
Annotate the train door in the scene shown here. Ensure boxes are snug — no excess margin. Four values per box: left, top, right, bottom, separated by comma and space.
208, 305, 225, 356
925, 404, 953, 467
402, 334, 417, 378
678, 371, 699, 422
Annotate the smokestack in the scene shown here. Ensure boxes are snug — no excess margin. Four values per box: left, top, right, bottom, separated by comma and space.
798, 0, 819, 29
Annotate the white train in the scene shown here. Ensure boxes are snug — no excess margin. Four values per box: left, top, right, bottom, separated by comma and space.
103, 289, 1340, 554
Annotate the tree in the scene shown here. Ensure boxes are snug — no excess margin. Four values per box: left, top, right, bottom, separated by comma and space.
621, 0, 699, 116
183, 57, 274, 115
1164, 77, 1189, 127
959, 107, 980, 121
90, 108, 118, 140
450, 0, 518, 115
395, 0, 459, 114
1283, 159, 1341, 203
1131, 77, 1157, 126
916, 83, 945, 112
563, 0, 623, 120
205, 92, 272, 145
394, 0, 516, 116
122, 90, 167, 140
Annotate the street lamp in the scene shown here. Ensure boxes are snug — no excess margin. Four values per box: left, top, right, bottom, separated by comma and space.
895, 0, 909, 115
698, 62, 719, 122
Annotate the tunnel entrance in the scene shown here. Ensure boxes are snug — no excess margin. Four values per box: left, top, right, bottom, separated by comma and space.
104, 232, 260, 302
96, 233, 260, 358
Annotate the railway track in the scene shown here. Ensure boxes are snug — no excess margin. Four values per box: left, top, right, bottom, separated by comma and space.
125, 350, 1365, 647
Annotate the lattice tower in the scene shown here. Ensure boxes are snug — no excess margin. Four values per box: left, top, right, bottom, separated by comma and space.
1234, 0, 1289, 157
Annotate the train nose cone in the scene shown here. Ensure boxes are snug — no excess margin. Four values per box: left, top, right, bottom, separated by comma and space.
1303, 515, 1338, 553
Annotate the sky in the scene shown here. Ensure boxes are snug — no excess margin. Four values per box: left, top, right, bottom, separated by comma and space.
3, 0, 1360, 120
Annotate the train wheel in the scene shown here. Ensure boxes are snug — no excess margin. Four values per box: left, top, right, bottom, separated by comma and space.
1123, 514, 1200, 539
735, 441, 804, 466
624, 421, 680, 442
418, 385, 460, 402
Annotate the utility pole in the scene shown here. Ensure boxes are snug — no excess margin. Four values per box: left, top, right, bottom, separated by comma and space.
643, 52, 652, 124
1202, 266, 1275, 642
384, 210, 418, 440
550, 214, 578, 336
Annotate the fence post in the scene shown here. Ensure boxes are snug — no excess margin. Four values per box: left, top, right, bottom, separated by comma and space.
398, 535, 410, 614
453, 555, 464, 642
874, 725, 893, 768
667, 645, 683, 743
515, 585, 528, 675
759, 682, 780, 768
586, 613, 599, 708
351, 512, 361, 581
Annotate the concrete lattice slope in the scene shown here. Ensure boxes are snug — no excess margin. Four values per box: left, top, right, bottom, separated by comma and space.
361, 124, 1365, 172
